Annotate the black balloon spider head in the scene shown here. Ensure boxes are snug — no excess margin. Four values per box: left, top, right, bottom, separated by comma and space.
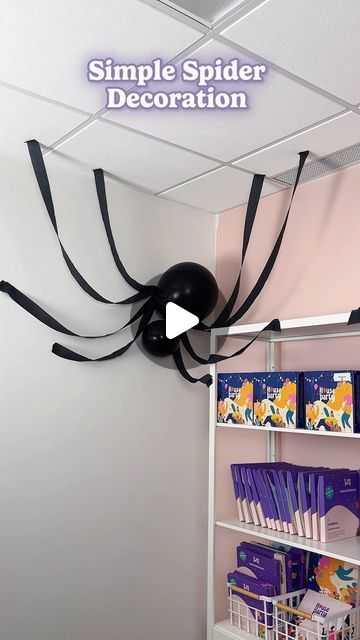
0, 140, 308, 386
142, 261, 219, 357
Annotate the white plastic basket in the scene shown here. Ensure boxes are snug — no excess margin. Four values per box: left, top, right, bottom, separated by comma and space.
227, 583, 275, 639
272, 589, 360, 640
227, 585, 360, 640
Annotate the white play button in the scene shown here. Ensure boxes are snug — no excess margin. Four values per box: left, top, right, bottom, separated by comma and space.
166, 302, 199, 339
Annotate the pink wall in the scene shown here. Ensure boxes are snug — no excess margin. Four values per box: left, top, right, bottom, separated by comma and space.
214, 164, 360, 621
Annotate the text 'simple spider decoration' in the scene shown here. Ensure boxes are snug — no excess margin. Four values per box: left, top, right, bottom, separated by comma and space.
0, 141, 308, 386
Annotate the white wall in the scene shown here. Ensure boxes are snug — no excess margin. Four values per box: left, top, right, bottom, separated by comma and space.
0, 153, 216, 640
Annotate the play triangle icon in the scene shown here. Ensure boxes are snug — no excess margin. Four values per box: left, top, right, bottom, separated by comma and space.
166, 302, 199, 339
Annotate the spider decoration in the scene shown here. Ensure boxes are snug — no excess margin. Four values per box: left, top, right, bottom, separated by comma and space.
0, 141, 308, 386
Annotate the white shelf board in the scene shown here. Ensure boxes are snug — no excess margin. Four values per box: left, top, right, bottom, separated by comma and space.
214, 620, 257, 640
211, 312, 360, 340
216, 423, 360, 438
216, 519, 360, 566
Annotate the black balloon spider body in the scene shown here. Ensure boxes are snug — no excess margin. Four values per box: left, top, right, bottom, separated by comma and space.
0, 140, 308, 386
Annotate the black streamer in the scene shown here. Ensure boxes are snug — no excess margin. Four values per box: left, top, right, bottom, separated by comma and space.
212, 173, 265, 327
52, 302, 154, 362
224, 150, 308, 327
172, 150, 308, 383
93, 168, 156, 295
26, 140, 152, 305
0, 280, 153, 338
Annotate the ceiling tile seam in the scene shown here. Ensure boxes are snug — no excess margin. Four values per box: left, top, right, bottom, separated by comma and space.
215, 185, 291, 215
0, 79, 92, 118
42, 103, 223, 165
42, 113, 105, 157
97, 117, 223, 164
228, 109, 352, 165
160, 190, 217, 214
158, 166, 225, 195
156, 163, 281, 197
216, 35, 359, 113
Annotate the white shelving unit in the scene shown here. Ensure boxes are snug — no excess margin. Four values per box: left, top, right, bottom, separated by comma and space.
207, 312, 360, 640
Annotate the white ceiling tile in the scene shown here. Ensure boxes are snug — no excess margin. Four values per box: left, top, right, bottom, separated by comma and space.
0, 86, 88, 159
234, 112, 360, 176
47, 120, 218, 193
161, 167, 283, 212
223, 0, 360, 104
0, 0, 202, 113
104, 40, 342, 161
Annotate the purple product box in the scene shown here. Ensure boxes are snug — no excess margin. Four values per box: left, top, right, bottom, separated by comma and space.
241, 466, 259, 525
235, 465, 252, 523
252, 469, 273, 529
231, 464, 244, 522
240, 541, 288, 594
218, 373, 254, 425
278, 470, 297, 535
299, 471, 317, 539
247, 468, 267, 528
318, 470, 360, 542
271, 544, 306, 591
270, 470, 289, 533
262, 469, 282, 532
227, 570, 275, 629
287, 469, 305, 537
237, 542, 281, 595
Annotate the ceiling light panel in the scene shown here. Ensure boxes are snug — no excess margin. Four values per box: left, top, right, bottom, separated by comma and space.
155, 0, 249, 25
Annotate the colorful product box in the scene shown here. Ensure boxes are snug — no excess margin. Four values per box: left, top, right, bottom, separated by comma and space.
307, 553, 360, 607
217, 373, 254, 425
253, 372, 303, 429
304, 370, 360, 433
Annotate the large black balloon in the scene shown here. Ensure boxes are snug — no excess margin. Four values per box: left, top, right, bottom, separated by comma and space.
142, 320, 180, 357
156, 262, 218, 320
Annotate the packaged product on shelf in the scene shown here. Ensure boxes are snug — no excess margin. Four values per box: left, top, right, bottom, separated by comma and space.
262, 469, 283, 532
237, 465, 252, 523
307, 553, 359, 607
310, 472, 321, 541
243, 467, 260, 526
253, 468, 274, 529
304, 370, 360, 432
247, 468, 267, 528
286, 469, 305, 537
230, 464, 244, 522
236, 542, 282, 595
293, 588, 352, 638
253, 371, 303, 429
227, 570, 275, 635
318, 469, 360, 542
239, 542, 288, 594
217, 373, 254, 424
298, 471, 312, 539
278, 470, 297, 535
272, 544, 306, 591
